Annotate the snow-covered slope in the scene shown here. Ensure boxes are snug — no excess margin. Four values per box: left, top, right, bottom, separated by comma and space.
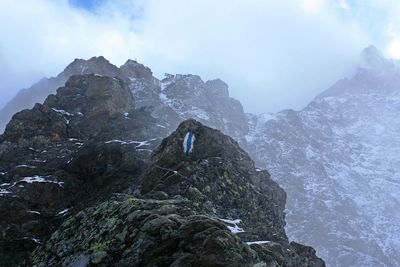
246, 46, 400, 266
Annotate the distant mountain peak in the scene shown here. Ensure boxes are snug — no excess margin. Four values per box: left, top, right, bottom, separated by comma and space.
67, 56, 112, 68
122, 59, 140, 66
360, 45, 394, 70
88, 55, 108, 62
61, 56, 120, 78
161, 73, 203, 84
361, 45, 381, 59
120, 59, 153, 80
315, 45, 400, 100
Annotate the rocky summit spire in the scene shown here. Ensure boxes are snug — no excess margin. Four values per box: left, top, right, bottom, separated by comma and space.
316, 45, 400, 99
2, 74, 135, 143
120, 59, 153, 80
61, 56, 121, 78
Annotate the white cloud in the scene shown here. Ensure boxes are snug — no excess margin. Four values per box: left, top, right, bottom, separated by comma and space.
350, 0, 400, 59
300, 0, 325, 14
338, 0, 350, 10
386, 39, 400, 59
135, 0, 368, 111
0, 0, 370, 113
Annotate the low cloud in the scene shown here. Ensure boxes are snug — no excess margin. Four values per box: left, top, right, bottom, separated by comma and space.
0, 0, 374, 113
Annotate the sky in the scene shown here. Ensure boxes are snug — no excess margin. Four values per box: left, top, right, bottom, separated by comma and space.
1, 0, 400, 113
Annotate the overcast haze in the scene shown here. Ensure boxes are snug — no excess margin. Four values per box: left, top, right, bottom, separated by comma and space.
1, 0, 400, 113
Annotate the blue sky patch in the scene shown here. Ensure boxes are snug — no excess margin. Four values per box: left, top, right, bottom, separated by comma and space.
69, 0, 105, 11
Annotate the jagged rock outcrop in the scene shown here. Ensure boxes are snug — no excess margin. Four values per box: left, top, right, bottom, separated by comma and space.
0, 72, 324, 266
31, 198, 261, 266
0, 57, 248, 145
0, 56, 328, 266
0, 74, 167, 266
4, 47, 400, 266
158, 74, 248, 143
139, 119, 286, 242
29, 119, 325, 267
3, 74, 134, 143
0, 56, 123, 133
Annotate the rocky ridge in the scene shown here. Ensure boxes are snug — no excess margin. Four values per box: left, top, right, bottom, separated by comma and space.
5, 48, 397, 266
3, 47, 397, 266
0, 57, 248, 144
0, 74, 167, 266
0, 73, 324, 266
30, 119, 324, 266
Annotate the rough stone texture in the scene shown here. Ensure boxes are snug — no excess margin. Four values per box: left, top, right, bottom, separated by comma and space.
140, 119, 287, 242
30, 198, 259, 267
0, 57, 325, 266
0, 75, 167, 266
158, 74, 249, 143
28, 119, 324, 267
52, 74, 134, 117
1, 74, 163, 145
0, 56, 124, 133
0, 57, 249, 147
120, 59, 153, 80
31, 197, 325, 267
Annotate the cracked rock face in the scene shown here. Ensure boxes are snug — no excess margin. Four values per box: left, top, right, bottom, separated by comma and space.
29, 119, 325, 267
140, 119, 287, 243
0, 57, 325, 266
30, 198, 260, 267
0, 57, 249, 146
0, 74, 167, 266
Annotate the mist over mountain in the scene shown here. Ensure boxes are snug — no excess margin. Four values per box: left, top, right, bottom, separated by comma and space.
0, 68, 324, 266
246, 46, 400, 266
1, 45, 400, 266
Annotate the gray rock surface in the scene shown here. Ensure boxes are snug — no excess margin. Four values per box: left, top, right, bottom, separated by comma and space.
0, 56, 123, 133
0, 58, 248, 145
0, 71, 324, 266
0, 74, 166, 266
29, 119, 325, 267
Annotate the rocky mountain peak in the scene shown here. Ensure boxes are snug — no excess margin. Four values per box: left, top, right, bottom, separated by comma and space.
120, 59, 153, 80
61, 56, 121, 78
151, 119, 251, 167
360, 45, 386, 67
2, 74, 135, 143
0, 61, 326, 266
161, 73, 203, 90
205, 78, 230, 97
0, 57, 129, 133
140, 119, 286, 241
23, 117, 324, 266
160, 74, 230, 101
0, 72, 168, 265
316, 46, 400, 100
49, 74, 133, 117
357, 45, 398, 75
154, 72, 249, 143
247, 46, 400, 266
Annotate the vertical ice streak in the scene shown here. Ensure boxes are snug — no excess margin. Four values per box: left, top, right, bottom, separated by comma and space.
183, 132, 195, 154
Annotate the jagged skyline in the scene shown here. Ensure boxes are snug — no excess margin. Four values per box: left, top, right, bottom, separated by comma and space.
2, 0, 400, 113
